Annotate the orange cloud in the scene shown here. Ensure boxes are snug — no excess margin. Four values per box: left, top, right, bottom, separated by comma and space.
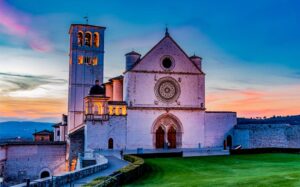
207, 85, 300, 117
0, 96, 67, 120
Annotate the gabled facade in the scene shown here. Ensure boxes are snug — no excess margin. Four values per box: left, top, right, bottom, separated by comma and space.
72, 27, 237, 153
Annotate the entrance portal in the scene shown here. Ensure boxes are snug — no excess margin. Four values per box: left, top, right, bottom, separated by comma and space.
108, 138, 113, 149
155, 126, 165, 148
168, 126, 176, 148
40, 171, 50, 178
152, 113, 183, 149
226, 135, 232, 149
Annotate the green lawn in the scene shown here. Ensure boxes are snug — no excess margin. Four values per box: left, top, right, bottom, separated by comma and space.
126, 153, 300, 187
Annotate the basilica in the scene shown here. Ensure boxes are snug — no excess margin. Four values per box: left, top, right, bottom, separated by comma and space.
66, 24, 237, 159
5, 23, 300, 185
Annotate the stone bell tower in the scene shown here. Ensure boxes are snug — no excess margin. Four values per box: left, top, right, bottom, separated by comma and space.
68, 24, 106, 133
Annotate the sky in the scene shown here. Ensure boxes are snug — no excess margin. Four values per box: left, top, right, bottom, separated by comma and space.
0, 0, 299, 122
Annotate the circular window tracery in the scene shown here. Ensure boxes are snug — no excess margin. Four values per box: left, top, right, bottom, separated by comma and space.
160, 56, 175, 70
154, 77, 180, 103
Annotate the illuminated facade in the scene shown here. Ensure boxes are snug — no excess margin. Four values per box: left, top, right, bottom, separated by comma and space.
67, 24, 237, 157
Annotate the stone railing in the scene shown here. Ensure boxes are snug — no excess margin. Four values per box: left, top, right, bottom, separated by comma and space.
12, 155, 108, 187
85, 114, 109, 122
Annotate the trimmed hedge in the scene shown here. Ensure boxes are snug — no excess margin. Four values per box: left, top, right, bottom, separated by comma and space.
83, 155, 145, 187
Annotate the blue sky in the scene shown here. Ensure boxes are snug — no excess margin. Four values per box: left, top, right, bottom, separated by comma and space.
0, 0, 299, 121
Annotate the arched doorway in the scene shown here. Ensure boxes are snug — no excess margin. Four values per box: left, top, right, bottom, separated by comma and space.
156, 126, 165, 148
227, 135, 232, 149
40, 171, 50, 178
152, 114, 183, 149
108, 138, 113, 149
168, 126, 176, 148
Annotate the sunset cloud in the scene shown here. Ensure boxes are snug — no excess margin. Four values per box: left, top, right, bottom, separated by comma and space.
0, 72, 67, 122
0, 0, 53, 52
0, 72, 67, 97
0, 96, 66, 121
207, 85, 300, 118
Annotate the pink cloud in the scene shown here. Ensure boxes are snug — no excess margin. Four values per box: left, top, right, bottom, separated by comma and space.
207, 85, 300, 118
0, 0, 53, 52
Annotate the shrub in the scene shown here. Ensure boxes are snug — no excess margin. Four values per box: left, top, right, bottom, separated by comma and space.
84, 155, 145, 187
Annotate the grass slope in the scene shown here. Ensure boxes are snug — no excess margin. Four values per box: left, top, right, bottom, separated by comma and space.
126, 153, 300, 187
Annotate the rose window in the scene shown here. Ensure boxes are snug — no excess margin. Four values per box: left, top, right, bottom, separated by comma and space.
155, 77, 180, 103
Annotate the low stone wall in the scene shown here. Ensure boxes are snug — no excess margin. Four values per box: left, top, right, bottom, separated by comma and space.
234, 124, 300, 149
231, 148, 300, 155
3, 142, 66, 185
12, 159, 108, 187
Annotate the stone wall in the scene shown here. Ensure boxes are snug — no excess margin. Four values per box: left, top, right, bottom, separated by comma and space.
12, 159, 108, 187
85, 116, 127, 151
204, 112, 237, 148
234, 124, 300, 149
124, 72, 205, 109
2, 143, 66, 184
126, 109, 205, 149
69, 128, 84, 164
0, 146, 6, 177
85, 110, 238, 150
123, 36, 205, 109
0, 146, 5, 161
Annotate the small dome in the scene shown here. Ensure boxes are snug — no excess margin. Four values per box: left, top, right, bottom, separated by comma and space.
89, 84, 105, 95
125, 51, 141, 56
190, 55, 202, 59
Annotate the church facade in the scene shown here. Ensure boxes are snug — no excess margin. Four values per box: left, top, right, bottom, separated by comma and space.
67, 24, 237, 155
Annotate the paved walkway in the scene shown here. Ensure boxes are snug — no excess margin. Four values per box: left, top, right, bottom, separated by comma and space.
96, 147, 230, 157
63, 156, 128, 187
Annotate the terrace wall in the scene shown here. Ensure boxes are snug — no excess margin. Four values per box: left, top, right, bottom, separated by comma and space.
234, 124, 300, 149
2, 142, 66, 185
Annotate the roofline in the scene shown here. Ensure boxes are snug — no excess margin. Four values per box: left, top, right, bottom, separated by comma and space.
0, 141, 66, 146
109, 75, 123, 81
190, 55, 202, 59
205, 111, 237, 114
125, 51, 141, 56
69, 24, 106, 33
84, 95, 110, 99
124, 35, 205, 74
103, 75, 124, 85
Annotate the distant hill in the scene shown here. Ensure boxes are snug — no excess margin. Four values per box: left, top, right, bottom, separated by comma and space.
238, 115, 300, 125
0, 121, 53, 140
